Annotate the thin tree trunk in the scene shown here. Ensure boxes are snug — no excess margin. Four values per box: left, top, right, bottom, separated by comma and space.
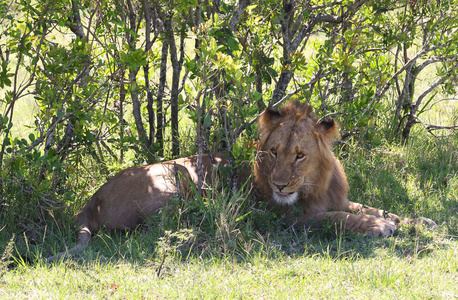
125, 0, 153, 161
340, 19, 355, 105
196, 92, 203, 196
144, 64, 155, 148
270, 5, 344, 105
195, 0, 204, 195
143, 0, 156, 149
165, 15, 184, 157
129, 68, 149, 145
119, 69, 126, 163
156, 40, 168, 157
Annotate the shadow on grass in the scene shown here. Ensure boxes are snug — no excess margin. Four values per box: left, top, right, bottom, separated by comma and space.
2, 211, 450, 275
4, 138, 457, 269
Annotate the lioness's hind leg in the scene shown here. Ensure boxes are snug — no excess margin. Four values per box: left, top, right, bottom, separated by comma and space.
387, 214, 437, 229
347, 201, 437, 229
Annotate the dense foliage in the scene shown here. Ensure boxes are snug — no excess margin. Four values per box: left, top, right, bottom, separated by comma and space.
0, 0, 457, 256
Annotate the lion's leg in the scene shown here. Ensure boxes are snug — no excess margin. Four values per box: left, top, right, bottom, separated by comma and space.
295, 211, 397, 237
47, 211, 94, 263
347, 201, 384, 218
46, 226, 92, 263
347, 201, 437, 228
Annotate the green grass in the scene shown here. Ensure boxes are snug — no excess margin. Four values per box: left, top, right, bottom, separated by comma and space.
1, 239, 457, 299
1, 129, 457, 299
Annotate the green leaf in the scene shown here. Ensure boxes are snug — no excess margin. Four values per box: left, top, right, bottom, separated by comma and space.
48, 147, 54, 158
234, 69, 243, 81
204, 114, 212, 128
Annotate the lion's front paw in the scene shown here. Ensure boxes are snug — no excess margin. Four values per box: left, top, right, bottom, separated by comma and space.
365, 217, 396, 238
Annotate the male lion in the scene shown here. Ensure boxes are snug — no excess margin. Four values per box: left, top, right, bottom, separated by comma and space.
47, 101, 435, 262
254, 101, 435, 235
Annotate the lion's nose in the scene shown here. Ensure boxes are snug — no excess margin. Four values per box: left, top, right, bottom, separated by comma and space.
273, 183, 288, 191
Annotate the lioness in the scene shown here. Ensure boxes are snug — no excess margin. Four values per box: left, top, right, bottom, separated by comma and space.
47, 101, 435, 262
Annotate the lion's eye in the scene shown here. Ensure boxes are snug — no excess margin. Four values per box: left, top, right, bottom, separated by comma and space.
270, 149, 277, 157
296, 153, 306, 160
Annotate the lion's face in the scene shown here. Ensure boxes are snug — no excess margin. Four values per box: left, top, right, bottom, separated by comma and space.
261, 126, 320, 205
256, 101, 339, 206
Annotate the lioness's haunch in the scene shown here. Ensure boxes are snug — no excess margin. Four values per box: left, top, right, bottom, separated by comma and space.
47, 101, 436, 262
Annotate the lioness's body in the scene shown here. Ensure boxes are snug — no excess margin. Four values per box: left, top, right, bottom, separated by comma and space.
48, 101, 435, 262
48, 155, 227, 261
78, 155, 225, 233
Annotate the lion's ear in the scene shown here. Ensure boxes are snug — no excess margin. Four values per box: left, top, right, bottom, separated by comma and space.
257, 107, 282, 150
259, 106, 282, 127
314, 117, 340, 141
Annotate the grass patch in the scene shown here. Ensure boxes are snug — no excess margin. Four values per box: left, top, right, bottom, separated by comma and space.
1, 130, 457, 299
1, 241, 457, 298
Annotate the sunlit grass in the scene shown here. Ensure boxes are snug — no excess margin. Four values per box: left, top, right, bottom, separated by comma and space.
1, 240, 457, 299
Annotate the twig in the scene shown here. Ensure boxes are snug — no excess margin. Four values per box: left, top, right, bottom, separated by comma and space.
363, 43, 451, 116
201, 134, 216, 165
173, 162, 182, 200
235, 69, 335, 137
156, 250, 167, 277
317, 112, 340, 124
408, 114, 433, 135
415, 61, 458, 108
426, 124, 458, 132
337, 129, 359, 143
420, 97, 458, 114
222, 107, 238, 196
401, 113, 458, 139
235, 88, 301, 137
